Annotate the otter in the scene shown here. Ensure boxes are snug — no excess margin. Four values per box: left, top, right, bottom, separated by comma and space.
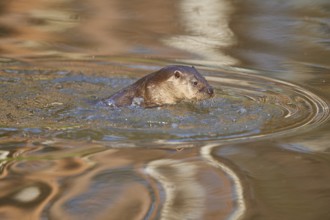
102, 65, 214, 108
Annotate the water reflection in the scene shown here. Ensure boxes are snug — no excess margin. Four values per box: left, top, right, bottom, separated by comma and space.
163, 0, 237, 65
0, 180, 52, 219
0, 0, 188, 59
0, 0, 330, 219
0, 0, 238, 63
229, 0, 330, 73
0, 139, 243, 219
0, 0, 80, 57
2, 137, 330, 219
214, 140, 330, 220
201, 144, 245, 220
146, 159, 205, 220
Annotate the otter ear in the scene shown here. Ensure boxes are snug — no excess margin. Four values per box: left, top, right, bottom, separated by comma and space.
174, 70, 182, 79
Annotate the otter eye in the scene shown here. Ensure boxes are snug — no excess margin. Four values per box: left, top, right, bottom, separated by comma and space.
174, 70, 181, 79
193, 81, 198, 86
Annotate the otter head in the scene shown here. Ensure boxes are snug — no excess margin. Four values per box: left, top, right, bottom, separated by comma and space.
149, 65, 214, 104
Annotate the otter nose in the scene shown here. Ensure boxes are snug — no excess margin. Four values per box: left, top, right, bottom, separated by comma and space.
207, 87, 214, 96
200, 86, 214, 96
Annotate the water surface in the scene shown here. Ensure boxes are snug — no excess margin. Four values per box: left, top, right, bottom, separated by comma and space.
0, 0, 330, 219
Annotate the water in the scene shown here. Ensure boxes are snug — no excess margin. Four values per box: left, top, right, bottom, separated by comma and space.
0, 0, 330, 219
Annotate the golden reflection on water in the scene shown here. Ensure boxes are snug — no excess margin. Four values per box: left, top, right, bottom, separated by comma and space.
163, 0, 237, 65
0, 138, 240, 219
201, 144, 245, 220
0, 0, 187, 59
0, 0, 330, 219
0, 0, 238, 63
3, 136, 329, 219
146, 159, 205, 220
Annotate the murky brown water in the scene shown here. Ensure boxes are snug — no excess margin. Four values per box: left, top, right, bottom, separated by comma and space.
1, 0, 330, 219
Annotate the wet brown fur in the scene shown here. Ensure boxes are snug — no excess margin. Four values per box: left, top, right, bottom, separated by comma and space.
102, 65, 214, 108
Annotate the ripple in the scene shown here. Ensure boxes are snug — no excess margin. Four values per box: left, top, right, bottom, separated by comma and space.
1, 60, 328, 144
77, 65, 329, 143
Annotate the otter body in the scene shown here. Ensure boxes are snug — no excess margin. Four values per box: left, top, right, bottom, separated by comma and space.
102, 65, 214, 108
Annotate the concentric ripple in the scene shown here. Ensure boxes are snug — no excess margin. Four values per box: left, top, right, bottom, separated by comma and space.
202, 67, 330, 140
71, 64, 329, 143
0, 61, 329, 144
